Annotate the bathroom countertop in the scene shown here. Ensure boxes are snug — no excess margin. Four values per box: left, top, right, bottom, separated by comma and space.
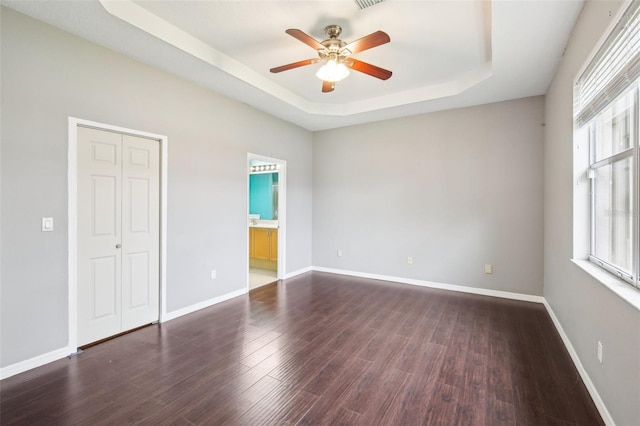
249, 220, 278, 229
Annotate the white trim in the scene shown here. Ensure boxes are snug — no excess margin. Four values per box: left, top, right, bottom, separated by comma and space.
247, 153, 287, 287
572, 259, 640, 311
161, 288, 247, 322
543, 300, 615, 426
311, 266, 545, 304
0, 346, 72, 380
284, 266, 313, 279
67, 117, 169, 352
68, 120, 79, 351
159, 133, 169, 323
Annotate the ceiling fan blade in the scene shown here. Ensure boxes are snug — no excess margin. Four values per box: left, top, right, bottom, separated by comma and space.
285, 29, 325, 51
347, 59, 392, 80
322, 81, 335, 93
270, 58, 318, 73
341, 30, 390, 54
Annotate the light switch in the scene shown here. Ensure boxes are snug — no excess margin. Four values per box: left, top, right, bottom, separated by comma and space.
42, 217, 54, 232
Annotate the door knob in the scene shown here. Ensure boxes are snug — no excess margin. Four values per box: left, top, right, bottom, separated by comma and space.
116, 244, 121, 249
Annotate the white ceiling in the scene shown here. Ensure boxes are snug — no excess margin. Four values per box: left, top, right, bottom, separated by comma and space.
3, 0, 584, 131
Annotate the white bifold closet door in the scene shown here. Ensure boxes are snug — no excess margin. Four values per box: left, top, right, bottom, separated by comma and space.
77, 126, 160, 347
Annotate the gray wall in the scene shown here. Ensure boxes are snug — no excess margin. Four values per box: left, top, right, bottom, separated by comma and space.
0, 8, 313, 367
313, 96, 544, 296
544, 1, 640, 424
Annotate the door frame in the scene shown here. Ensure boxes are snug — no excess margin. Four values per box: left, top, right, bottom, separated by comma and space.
247, 153, 287, 287
67, 117, 168, 352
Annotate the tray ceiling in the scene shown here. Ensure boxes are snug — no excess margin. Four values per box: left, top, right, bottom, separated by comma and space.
3, 0, 584, 131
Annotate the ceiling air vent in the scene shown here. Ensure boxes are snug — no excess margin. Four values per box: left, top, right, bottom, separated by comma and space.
354, 0, 386, 10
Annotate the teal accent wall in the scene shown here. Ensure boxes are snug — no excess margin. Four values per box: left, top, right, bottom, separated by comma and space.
249, 173, 274, 219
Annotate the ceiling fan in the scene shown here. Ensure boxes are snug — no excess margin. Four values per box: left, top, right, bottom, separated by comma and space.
270, 25, 392, 93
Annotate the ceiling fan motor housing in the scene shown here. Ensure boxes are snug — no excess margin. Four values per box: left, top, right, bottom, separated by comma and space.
320, 25, 347, 56
325, 25, 342, 39
319, 25, 349, 64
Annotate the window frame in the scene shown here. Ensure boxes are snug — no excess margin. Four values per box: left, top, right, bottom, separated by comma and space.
573, 0, 640, 292
587, 84, 640, 289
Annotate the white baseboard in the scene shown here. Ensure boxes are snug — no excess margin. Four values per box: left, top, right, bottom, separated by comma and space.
542, 300, 614, 426
161, 288, 247, 322
0, 345, 73, 380
284, 266, 313, 279
312, 266, 545, 304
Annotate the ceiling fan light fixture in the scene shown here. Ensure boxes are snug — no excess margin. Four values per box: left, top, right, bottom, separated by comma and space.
316, 60, 350, 82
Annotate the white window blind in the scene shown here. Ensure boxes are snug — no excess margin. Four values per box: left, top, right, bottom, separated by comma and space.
575, 0, 640, 127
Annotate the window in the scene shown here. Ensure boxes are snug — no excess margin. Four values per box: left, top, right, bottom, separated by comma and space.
575, 0, 640, 289
588, 86, 637, 284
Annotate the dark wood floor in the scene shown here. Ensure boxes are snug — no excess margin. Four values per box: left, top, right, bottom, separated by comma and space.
1, 272, 602, 425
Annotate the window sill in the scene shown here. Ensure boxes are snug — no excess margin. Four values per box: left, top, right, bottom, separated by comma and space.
571, 259, 640, 311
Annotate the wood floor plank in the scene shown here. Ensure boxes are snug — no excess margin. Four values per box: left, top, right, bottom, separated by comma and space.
439, 345, 469, 389
355, 367, 410, 425
382, 343, 447, 424
183, 375, 284, 425
229, 388, 317, 426
423, 381, 462, 425
454, 349, 488, 425
238, 334, 305, 369
267, 344, 338, 386
0, 271, 603, 425
394, 340, 423, 373
429, 306, 458, 345
303, 347, 356, 396
296, 357, 371, 425
330, 407, 363, 425
486, 397, 517, 425
340, 362, 388, 413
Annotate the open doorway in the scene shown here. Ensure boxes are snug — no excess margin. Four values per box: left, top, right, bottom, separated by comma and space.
247, 154, 286, 290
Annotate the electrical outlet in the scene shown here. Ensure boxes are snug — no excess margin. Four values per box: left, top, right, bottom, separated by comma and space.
337, 249, 343, 257
407, 256, 413, 265
42, 217, 54, 232
484, 264, 493, 274
211, 270, 217, 280
597, 341, 603, 363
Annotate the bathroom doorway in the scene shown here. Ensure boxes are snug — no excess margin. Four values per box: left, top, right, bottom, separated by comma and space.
247, 154, 286, 290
